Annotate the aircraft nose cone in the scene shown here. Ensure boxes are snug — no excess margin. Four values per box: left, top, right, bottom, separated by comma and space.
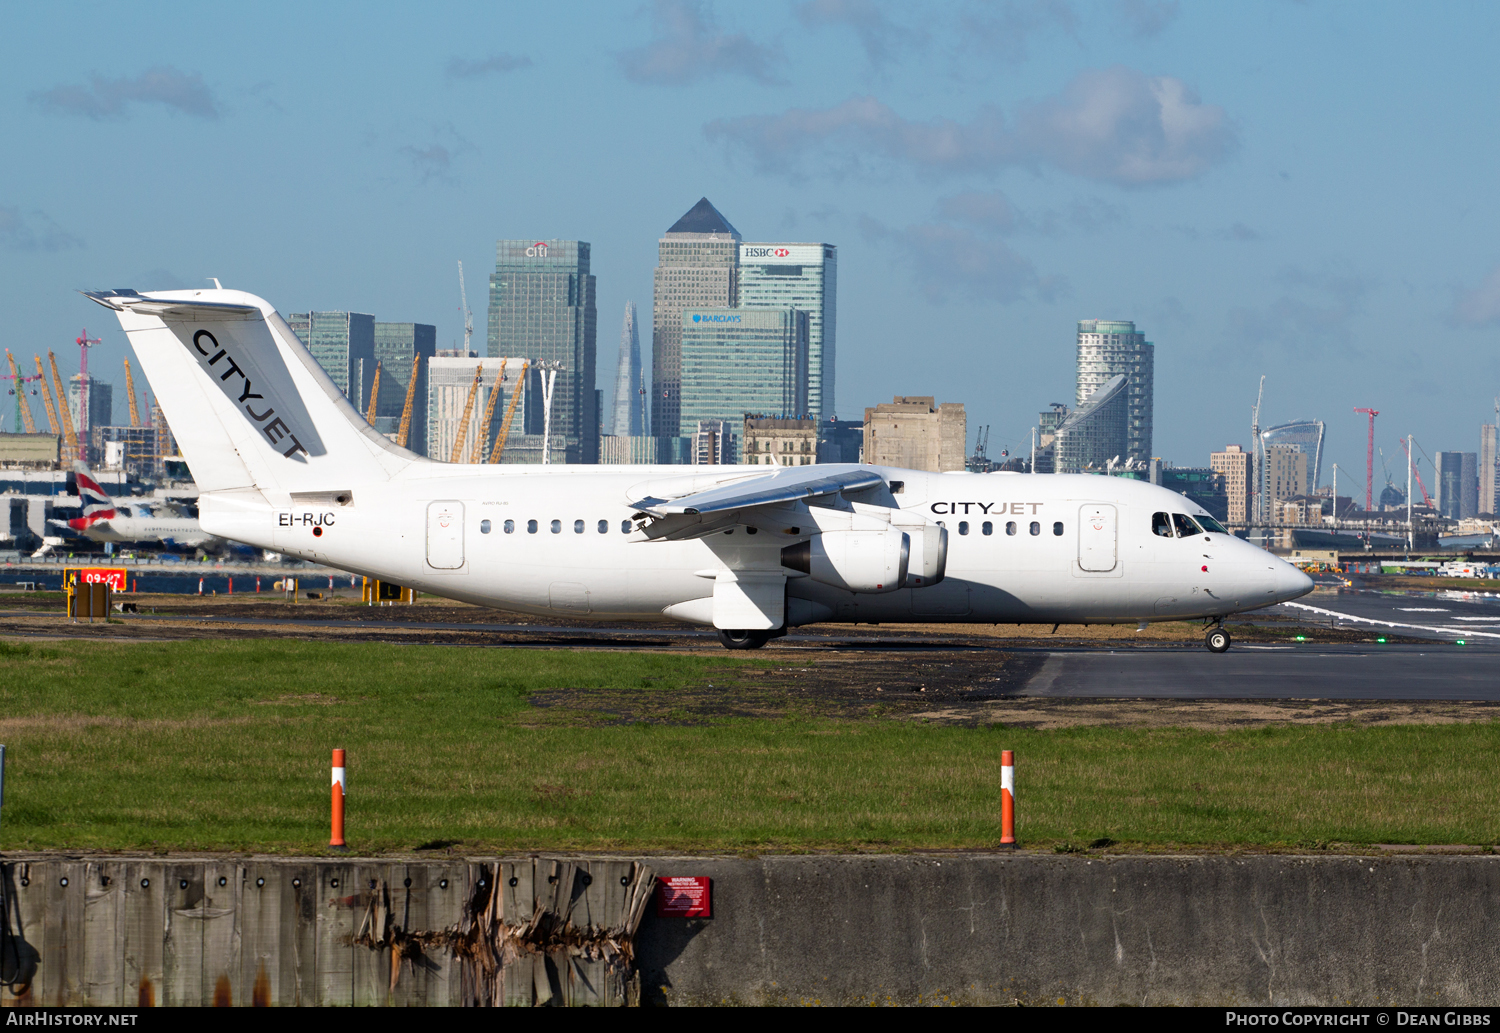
1274, 562, 1314, 601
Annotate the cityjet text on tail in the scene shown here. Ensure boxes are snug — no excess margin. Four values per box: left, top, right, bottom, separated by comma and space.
85, 287, 1313, 651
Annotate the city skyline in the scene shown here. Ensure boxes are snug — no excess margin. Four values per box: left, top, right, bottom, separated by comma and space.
5, 3, 1500, 488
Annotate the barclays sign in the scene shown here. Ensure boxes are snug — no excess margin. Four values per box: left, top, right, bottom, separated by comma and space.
691, 314, 741, 323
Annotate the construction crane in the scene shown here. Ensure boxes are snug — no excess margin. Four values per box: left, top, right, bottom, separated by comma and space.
364, 361, 383, 424
1399, 437, 1434, 509
123, 358, 142, 427
470, 359, 506, 464
46, 351, 79, 455
33, 355, 60, 435
457, 261, 474, 356
4, 351, 41, 433
74, 329, 101, 461
448, 365, 484, 463
489, 360, 529, 464
1250, 375, 1265, 522
395, 354, 422, 449
1352, 408, 1378, 512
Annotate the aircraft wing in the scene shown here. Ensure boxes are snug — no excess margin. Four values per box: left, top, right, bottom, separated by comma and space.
627, 464, 888, 541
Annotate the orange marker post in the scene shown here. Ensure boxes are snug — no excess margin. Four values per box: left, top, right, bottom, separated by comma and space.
999, 750, 1017, 848
330, 748, 348, 851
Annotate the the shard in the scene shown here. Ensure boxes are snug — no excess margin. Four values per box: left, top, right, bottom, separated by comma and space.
611, 300, 645, 436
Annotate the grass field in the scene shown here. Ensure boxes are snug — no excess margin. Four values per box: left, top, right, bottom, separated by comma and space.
1, 638, 1497, 854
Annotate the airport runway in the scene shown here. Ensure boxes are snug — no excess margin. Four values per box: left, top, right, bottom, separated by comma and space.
1267, 584, 1500, 643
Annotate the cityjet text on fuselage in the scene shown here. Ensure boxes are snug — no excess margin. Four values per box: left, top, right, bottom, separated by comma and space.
929, 501, 1044, 515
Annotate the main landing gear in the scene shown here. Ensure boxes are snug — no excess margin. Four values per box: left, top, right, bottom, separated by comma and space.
1204, 621, 1231, 654
716, 628, 788, 650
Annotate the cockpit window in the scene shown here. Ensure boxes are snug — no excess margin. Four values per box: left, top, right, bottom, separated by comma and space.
1152, 512, 1174, 538
1172, 513, 1204, 537
1195, 514, 1227, 534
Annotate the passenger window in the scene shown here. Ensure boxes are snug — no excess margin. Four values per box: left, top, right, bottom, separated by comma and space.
1006, 521, 1017, 536
550, 519, 561, 534
527, 519, 538, 534
1172, 513, 1204, 537
480, 519, 491, 534
1029, 521, 1040, 536
1052, 521, 1063, 536
574, 519, 584, 534
1152, 512, 1174, 537
504, 519, 515, 534
597, 519, 608, 534
620, 519, 632, 534
959, 521, 969, 535
982, 521, 993, 536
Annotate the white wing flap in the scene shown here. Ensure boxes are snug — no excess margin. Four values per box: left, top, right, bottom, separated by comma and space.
629, 464, 885, 517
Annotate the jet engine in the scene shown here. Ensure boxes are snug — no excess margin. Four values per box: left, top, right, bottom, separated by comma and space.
902, 523, 948, 588
782, 528, 910, 594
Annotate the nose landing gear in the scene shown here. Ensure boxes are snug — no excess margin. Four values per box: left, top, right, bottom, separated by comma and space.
1204, 622, 1231, 653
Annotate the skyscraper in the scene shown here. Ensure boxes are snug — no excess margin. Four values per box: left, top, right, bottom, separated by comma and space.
739, 242, 836, 420
1481, 424, 1497, 516
286, 312, 376, 412
1054, 375, 1128, 474
1075, 320, 1153, 467
652, 198, 740, 439
371, 322, 436, 455
1436, 452, 1478, 520
610, 301, 645, 437
488, 239, 598, 463
678, 308, 808, 446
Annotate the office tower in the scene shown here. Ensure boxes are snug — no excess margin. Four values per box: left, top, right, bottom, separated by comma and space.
1263, 444, 1310, 512
693, 420, 736, 465
1260, 420, 1326, 491
1481, 425, 1497, 515
1436, 451, 1479, 520
610, 302, 645, 437
1211, 445, 1254, 525
1054, 375, 1128, 474
863, 396, 967, 473
286, 312, 376, 412
739, 242, 836, 420
678, 308, 807, 450
67, 375, 112, 445
371, 322, 436, 455
487, 239, 597, 463
652, 198, 741, 439
425, 356, 531, 463
1075, 320, 1153, 467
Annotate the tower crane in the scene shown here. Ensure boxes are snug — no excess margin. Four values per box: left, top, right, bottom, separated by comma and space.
448, 365, 484, 463
1398, 437, 1434, 509
489, 360, 529, 464
123, 358, 142, 427
46, 351, 79, 454
365, 361, 383, 424
395, 354, 422, 449
1352, 408, 1378, 512
471, 359, 506, 463
1250, 375, 1265, 522
457, 261, 474, 356
33, 355, 60, 436
4, 351, 41, 433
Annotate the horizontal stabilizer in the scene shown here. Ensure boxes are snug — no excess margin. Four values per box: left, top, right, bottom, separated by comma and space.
82, 290, 260, 320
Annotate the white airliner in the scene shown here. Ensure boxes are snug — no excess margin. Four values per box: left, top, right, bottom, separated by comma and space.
85, 287, 1313, 651
56, 462, 216, 548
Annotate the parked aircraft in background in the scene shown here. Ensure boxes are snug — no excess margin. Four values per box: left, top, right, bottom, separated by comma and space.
86, 286, 1312, 651
55, 462, 216, 548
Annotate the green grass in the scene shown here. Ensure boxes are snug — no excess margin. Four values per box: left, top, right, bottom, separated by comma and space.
1, 638, 1498, 853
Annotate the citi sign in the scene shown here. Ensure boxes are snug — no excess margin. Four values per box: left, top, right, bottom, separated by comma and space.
692, 314, 741, 323
525, 242, 550, 258
744, 247, 792, 259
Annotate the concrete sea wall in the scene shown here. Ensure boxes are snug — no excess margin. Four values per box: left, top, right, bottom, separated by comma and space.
2, 853, 1497, 1006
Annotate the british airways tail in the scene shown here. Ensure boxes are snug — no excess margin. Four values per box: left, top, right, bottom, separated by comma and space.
66, 461, 118, 531
83, 288, 423, 502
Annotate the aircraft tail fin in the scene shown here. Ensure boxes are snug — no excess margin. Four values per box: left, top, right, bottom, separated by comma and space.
67, 460, 118, 531
84, 288, 424, 500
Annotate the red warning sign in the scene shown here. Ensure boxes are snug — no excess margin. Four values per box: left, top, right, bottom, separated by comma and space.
655, 876, 711, 918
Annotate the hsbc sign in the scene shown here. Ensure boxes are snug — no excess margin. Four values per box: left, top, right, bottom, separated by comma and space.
740, 243, 826, 265
743, 247, 791, 259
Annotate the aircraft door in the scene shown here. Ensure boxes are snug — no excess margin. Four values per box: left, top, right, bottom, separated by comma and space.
426, 501, 465, 569
1077, 504, 1117, 572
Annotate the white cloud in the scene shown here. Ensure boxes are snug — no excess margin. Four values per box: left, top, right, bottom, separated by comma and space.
795, 0, 922, 68
0, 206, 83, 252
1117, 0, 1180, 39
960, 0, 1078, 64
862, 215, 1066, 304
705, 66, 1235, 186
619, 0, 783, 86
30, 66, 220, 120
1229, 268, 1373, 349
1453, 265, 1500, 326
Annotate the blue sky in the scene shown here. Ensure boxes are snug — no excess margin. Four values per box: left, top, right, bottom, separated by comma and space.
4, 1, 1499, 495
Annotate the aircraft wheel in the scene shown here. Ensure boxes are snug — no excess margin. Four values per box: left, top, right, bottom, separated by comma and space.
717, 628, 771, 650
1205, 627, 1231, 653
